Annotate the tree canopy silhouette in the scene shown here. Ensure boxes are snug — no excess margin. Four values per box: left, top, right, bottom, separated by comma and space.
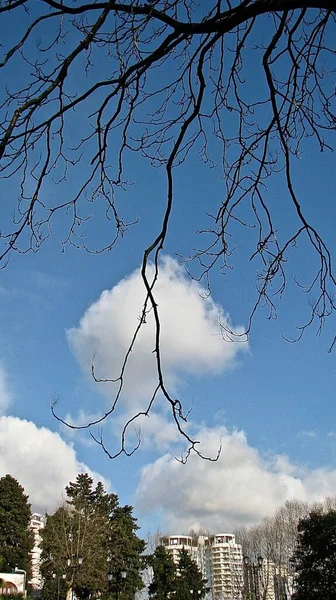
292, 509, 336, 600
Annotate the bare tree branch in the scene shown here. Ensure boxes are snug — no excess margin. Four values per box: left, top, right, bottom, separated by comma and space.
1, 0, 335, 458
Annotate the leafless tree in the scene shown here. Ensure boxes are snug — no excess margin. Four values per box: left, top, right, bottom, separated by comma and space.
0, 1, 335, 458
144, 529, 166, 556
236, 500, 310, 598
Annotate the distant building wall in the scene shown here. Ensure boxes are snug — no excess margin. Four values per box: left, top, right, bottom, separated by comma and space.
160, 535, 197, 565
0, 573, 25, 595
160, 532, 243, 600
29, 513, 45, 590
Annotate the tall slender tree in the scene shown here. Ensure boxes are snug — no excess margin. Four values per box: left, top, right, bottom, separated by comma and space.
236, 499, 310, 598
0, 475, 33, 575
41, 474, 145, 600
148, 546, 176, 600
175, 549, 206, 600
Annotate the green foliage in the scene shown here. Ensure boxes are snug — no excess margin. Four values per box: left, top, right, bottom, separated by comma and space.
42, 575, 67, 600
292, 509, 336, 600
0, 474, 33, 574
41, 474, 145, 600
175, 549, 206, 600
148, 546, 176, 600
149, 546, 206, 600
107, 504, 146, 599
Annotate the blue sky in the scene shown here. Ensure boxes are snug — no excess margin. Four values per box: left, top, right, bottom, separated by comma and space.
0, 3, 335, 538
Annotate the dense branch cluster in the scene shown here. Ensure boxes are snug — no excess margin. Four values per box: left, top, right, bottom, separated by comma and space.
237, 497, 336, 599
0, 0, 335, 458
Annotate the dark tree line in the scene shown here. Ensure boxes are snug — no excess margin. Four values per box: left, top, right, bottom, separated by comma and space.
0, 473, 145, 600
0, 1, 335, 458
291, 508, 336, 600
2, 473, 336, 600
0, 474, 33, 576
149, 546, 206, 600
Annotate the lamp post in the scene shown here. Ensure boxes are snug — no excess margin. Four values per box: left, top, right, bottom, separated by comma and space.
66, 555, 83, 600
53, 573, 66, 600
243, 556, 263, 600
273, 572, 288, 600
190, 589, 202, 600
107, 568, 127, 600
67, 557, 84, 568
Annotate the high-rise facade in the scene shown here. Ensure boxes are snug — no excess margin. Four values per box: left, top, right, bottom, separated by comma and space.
160, 535, 196, 565
29, 512, 45, 590
160, 533, 243, 600
206, 534, 243, 600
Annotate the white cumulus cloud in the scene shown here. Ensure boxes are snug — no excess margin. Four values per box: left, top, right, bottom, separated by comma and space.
0, 416, 110, 513
67, 256, 247, 425
135, 425, 336, 532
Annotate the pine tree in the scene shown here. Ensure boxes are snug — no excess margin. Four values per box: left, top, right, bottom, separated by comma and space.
175, 549, 206, 600
107, 504, 146, 599
148, 546, 176, 600
0, 474, 33, 574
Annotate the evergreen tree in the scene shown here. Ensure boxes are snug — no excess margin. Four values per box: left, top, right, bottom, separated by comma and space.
66, 473, 96, 507
175, 549, 206, 600
41, 474, 145, 600
292, 509, 336, 600
107, 504, 146, 599
0, 475, 33, 574
148, 546, 176, 600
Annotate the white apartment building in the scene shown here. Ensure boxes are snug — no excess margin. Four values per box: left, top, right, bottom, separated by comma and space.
261, 560, 276, 600
160, 533, 243, 600
160, 535, 197, 564
29, 512, 45, 590
207, 534, 243, 600
266, 562, 294, 600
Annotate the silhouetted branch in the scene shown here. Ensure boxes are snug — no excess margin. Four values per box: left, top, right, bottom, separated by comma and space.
2, 0, 335, 458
